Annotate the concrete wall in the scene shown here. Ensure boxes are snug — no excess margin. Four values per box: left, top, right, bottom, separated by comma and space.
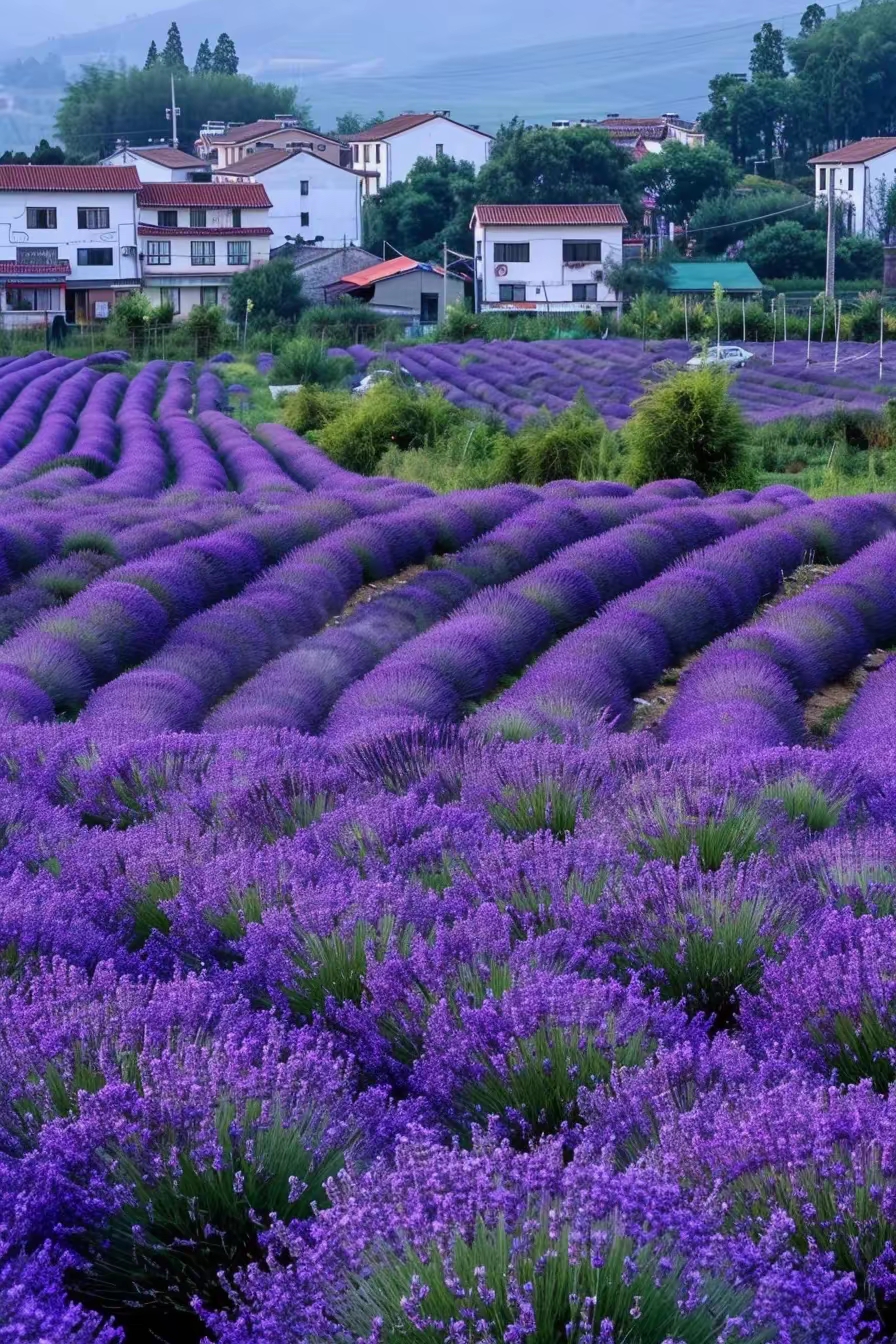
814, 151, 896, 235
217, 153, 362, 250
474, 222, 623, 310
0, 190, 139, 285
102, 150, 199, 183
371, 269, 465, 322
291, 245, 381, 304
351, 118, 491, 194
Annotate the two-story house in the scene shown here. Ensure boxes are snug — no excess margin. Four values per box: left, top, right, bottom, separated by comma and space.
809, 137, 896, 235
196, 117, 348, 170
348, 113, 492, 197
0, 164, 141, 327
100, 145, 210, 183
597, 114, 705, 154
137, 181, 272, 318
212, 149, 363, 250
471, 203, 627, 316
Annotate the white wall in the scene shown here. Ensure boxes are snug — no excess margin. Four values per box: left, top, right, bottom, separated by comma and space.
351, 118, 491, 194
102, 149, 196, 183
474, 222, 623, 310
814, 150, 896, 235
217, 153, 361, 250
139, 204, 271, 318
0, 190, 139, 284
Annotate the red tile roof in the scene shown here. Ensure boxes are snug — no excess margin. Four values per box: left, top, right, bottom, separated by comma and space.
350, 112, 492, 143
601, 121, 669, 141
337, 255, 446, 287
473, 204, 628, 227
0, 165, 141, 192
138, 224, 272, 237
213, 148, 295, 176
809, 137, 896, 164
131, 146, 207, 169
0, 259, 71, 275
209, 120, 340, 147
137, 182, 272, 208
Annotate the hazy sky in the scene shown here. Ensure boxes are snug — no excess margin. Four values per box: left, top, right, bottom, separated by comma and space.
8, 0, 172, 47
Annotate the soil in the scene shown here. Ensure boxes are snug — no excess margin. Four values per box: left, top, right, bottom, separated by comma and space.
629, 564, 836, 735
326, 563, 430, 627
804, 648, 889, 742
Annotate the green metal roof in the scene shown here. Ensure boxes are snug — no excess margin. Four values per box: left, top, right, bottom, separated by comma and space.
666, 262, 763, 294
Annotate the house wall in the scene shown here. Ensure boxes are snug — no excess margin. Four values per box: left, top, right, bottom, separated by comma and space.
370, 269, 465, 322
211, 130, 344, 170
814, 150, 896, 235
351, 118, 491, 195
102, 150, 198, 183
0, 190, 139, 287
474, 222, 623, 311
217, 155, 362, 250
291, 245, 381, 305
139, 205, 271, 319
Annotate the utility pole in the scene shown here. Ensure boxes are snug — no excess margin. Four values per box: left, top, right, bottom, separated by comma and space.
166, 74, 181, 150
824, 164, 838, 300
443, 240, 448, 323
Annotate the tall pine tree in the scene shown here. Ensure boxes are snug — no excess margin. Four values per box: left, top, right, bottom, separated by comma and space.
144, 40, 158, 69
194, 39, 213, 74
161, 22, 187, 69
211, 33, 239, 76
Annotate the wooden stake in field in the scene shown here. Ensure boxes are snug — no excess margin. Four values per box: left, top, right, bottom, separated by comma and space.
782, 293, 788, 342
880, 306, 885, 384
772, 300, 777, 367
834, 299, 843, 371
742, 297, 746, 343
806, 306, 812, 364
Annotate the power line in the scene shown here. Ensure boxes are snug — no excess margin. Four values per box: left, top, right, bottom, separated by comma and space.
686, 197, 817, 233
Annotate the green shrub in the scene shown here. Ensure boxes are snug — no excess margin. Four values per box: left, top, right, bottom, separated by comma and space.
228, 257, 308, 330
184, 304, 227, 357
299, 300, 401, 347
506, 391, 608, 485
272, 337, 354, 386
317, 381, 462, 474
108, 292, 155, 343
625, 363, 756, 492
280, 383, 352, 434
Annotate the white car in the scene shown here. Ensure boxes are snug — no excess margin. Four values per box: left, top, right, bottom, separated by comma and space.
686, 345, 754, 370
353, 367, 421, 396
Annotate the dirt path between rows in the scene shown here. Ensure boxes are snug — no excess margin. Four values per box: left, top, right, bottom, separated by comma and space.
326, 563, 431, 627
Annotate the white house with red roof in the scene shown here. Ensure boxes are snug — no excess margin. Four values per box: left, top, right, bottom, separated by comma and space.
809, 137, 896, 235
212, 148, 363, 250
347, 113, 492, 197
137, 181, 273, 319
195, 118, 348, 171
100, 145, 210, 183
471, 204, 627, 315
0, 164, 141, 327
596, 115, 705, 155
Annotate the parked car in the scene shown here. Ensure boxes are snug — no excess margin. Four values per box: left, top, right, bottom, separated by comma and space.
686, 345, 754, 370
353, 367, 421, 396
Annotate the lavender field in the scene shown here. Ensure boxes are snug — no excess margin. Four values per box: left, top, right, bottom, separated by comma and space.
5, 349, 896, 1341
340, 337, 896, 429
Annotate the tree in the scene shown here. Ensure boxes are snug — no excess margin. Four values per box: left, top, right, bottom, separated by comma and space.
629, 140, 739, 226
0, 138, 65, 165
211, 34, 239, 76
750, 22, 786, 80
799, 4, 826, 38
744, 219, 827, 278
624, 365, 754, 492
689, 188, 817, 256
144, 41, 158, 70
475, 118, 634, 210
363, 153, 478, 259
193, 40, 213, 75
227, 258, 308, 329
161, 23, 187, 70
56, 65, 308, 162
335, 111, 385, 136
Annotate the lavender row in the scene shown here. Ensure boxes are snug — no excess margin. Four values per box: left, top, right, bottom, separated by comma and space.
325, 492, 814, 747
665, 534, 896, 750
478, 495, 896, 741
82, 486, 536, 734
198, 412, 304, 496
206, 490, 680, 731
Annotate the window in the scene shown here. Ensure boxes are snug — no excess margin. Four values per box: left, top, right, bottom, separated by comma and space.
232, 208, 242, 227
848, 167, 855, 191
16, 246, 58, 265
300, 212, 310, 228
157, 210, 178, 228
200, 287, 219, 306
435, 143, 444, 158
363, 145, 370, 163
420, 292, 439, 324
190, 208, 207, 228
191, 241, 216, 265
819, 167, 827, 190
353, 144, 360, 163
5, 287, 53, 311
375, 145, 381, 164
159, 287, 180, 314
563, 240, 602, 263
77, 207, 109, 229
498, 283, 526, 302
76, 248, 113, 266
494, 242, 530, 263
300, 180, 309, 196
146, 240, 171, 265
25, 207, 56, 229
227, 240, 250, 265
572, 283, 599, 302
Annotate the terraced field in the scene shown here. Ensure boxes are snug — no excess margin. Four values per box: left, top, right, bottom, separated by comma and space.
2, 349, 896, 1342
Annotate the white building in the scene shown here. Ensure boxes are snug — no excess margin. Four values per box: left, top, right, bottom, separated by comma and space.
137, 181, 272, 319
196, 117, 348, 171
597, 114, 705, 155
100, 145, 210, 183
809, 137, 896, 236
0, 164, 141, 327
212, 149, 363, 251
348, 112, 492, 197
472, 203, 627, 315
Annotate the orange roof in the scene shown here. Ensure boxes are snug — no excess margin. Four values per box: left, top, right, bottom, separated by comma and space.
339, 254, 444, 286
810, 137, 896, 165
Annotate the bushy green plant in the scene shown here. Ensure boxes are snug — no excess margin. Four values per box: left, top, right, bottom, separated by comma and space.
271, 337, 353, 386
502, 391, 608, 485
228, 257, 308, 331
762, 774, 845, 832
487, 779, 591, 839
299, 300, 401, 347
280, 383, 351, 434
317, 381, 462, 474
184, 303, 227, 357
632, 797, 764, 871
108, 292, 156, 343
625, 363, 756, 492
